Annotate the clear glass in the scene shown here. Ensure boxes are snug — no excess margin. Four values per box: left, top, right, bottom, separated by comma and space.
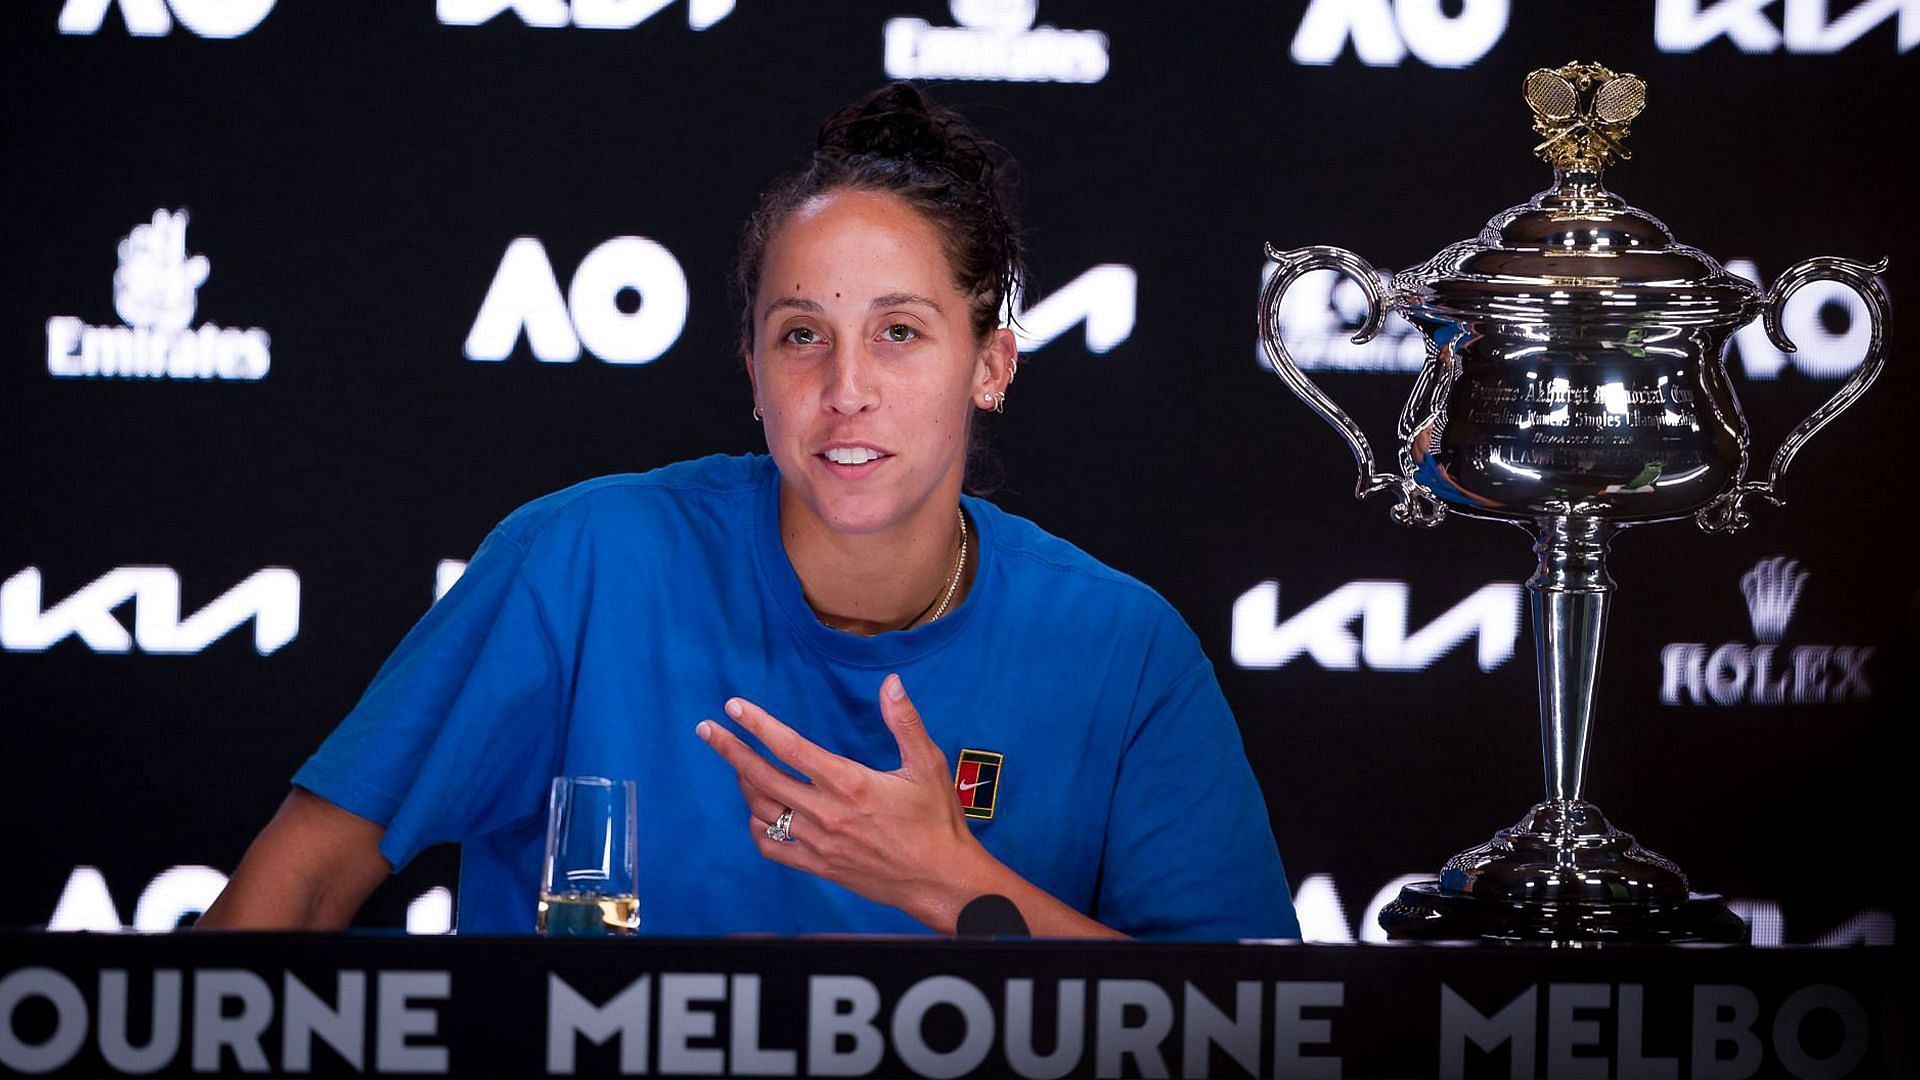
536, 776, 640, 936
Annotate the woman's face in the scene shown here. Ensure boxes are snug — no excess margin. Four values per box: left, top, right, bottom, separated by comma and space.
748, 188, 1012, 540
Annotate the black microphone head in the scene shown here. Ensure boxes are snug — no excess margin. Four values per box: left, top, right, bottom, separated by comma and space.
956, 893, 1030, 940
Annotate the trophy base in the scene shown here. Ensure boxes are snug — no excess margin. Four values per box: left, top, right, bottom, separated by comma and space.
1378, 882, 1749, 945
1377, 798, 1751, 944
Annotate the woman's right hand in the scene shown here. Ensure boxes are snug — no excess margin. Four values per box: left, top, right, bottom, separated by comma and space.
196, 788, 390, 930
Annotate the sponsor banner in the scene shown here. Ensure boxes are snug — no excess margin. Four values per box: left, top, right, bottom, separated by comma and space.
0, 566, 300, 656
464, 236, 690, 365
57, 0, 276, 38
1660, 556, 1877, 706
1232, 579, 1522, 672
1291, 0, 1510, 68
883, 0, 1109, 84
0, 934, 1906, 1077
436, 0, 734, 31
1655, 0, 1919, 54
46, 211, 270, 383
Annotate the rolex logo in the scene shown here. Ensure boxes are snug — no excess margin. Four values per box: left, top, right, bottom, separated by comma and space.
1739, 556, 1808, 643
1660, 557, 1872, 707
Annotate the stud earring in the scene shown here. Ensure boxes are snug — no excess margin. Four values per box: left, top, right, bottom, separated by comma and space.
752, 405, 764, 422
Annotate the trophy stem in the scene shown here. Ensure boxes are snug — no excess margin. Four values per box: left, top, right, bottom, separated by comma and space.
1529, 515, 1614, 803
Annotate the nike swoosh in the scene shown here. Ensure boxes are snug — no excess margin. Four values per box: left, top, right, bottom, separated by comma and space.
957, 779, 986, 791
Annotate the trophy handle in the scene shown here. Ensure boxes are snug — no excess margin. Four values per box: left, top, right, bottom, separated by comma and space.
1697, 256, 1890, 533
1259, 243, 1445, 527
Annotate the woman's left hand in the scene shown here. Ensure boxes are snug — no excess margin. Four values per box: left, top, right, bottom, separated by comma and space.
696, 673, 992, 930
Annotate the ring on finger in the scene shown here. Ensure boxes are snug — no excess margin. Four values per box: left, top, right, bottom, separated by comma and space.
766, 806, 796, 843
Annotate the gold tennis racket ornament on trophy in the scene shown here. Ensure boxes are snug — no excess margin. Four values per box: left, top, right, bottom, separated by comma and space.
1258, 62, 1889, 943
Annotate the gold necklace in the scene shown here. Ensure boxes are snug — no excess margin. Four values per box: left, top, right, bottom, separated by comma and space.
925, 508, 969, 624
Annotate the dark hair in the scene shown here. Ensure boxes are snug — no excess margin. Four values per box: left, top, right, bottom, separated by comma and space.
733, 83, 1025, 355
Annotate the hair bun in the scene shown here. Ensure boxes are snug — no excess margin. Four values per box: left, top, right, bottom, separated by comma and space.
817, 83, 989, 182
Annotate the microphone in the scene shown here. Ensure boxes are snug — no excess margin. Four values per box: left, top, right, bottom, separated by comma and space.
956, 894, 1030, 940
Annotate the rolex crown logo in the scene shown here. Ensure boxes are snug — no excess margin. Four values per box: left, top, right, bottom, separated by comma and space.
1524, 60, 1647, 172
1739, 556, 1809, 644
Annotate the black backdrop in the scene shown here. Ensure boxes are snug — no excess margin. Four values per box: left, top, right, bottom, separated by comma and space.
3, 1, 1914, 944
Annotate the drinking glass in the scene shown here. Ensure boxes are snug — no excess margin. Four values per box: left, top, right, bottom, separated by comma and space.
536, 776, 639, 936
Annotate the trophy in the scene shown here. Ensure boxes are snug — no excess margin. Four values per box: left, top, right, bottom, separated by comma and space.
1259, 61, 1889, 943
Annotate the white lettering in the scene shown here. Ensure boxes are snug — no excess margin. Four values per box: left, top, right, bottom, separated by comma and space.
1003, 978, 1084, 1079
892, 976, 994, 1079
0, 566, 300, 655
1692, 984, 1763, 1079
434, 560, 468, 603
466, 236, 687, 364
376, 972, 449, 1074
283, 971, 366, 1072
882, 10, 1110, 85
132, 864, 227, 931
1662, 641, 1873, 705
465, 238, 581, 362
1772, 985, 1870, 1079
0, 968, 89, 1074
1272, 982, 1343, 1078
728, 974, 796, 1076
1290, 873, 1355, 944
193, 969, 273, 1072
1181, 982, 1260, 1078
1292, 0, 1507, 67
547, 973, 650, 1074
1813, 909, 1896, 946
1438, 983, 1535, 1080
1545, 983, 1609, 1079
99, 969, 183, 1073
1231, 579, 1521, 672
1360, 873, 1430, 944
1724, 261, 1874, 380
47, 865, 124, 932
1657, 0, 1917, 54
57, 0, 276, 37
1094, 980, 1171, 1079
1011, 264, 1136, 354
1257, 262, 1428, 372
567, 236, 688, 364
658, 973, 725, 1075
406, 887, 454, 935
806, 976, 882, 1077
437, 0, 732, 29
1617, 984, 1680, 1078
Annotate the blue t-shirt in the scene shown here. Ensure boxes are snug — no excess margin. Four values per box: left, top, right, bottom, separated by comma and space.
295, 454, 1297, 940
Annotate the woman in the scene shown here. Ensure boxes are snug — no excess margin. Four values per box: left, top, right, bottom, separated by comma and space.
202, 84, 1298, 940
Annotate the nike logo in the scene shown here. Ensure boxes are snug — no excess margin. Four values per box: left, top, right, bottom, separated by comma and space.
957, 779, 986, 792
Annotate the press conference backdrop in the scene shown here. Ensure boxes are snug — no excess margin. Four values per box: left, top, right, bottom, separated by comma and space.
3, 1, 1914, 944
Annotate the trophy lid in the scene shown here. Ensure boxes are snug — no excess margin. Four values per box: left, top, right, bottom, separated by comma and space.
1394, 61, 1759, 323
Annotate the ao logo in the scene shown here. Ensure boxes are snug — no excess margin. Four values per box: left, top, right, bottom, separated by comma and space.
1256, 262, 1425, 373
58, 0, 274, 38
1724, 260, 1877, 380
1656, 0, 1917, 54
0, 567, 299, 656
1292, 0, 1509, 68
465, 237, 689, 365
1231, 579, 1522, 672
437, 0, 734, 30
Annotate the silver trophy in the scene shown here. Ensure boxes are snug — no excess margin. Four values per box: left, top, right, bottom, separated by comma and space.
1259, 61, 1889, 943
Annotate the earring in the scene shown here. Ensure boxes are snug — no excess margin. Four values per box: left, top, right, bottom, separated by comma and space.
752, 405, 764, 422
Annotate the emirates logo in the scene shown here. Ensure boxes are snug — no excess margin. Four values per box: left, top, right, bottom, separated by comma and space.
1739, 556, 1809, 644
